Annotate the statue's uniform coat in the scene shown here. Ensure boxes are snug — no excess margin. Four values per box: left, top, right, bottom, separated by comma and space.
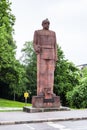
33, 29, 57, 96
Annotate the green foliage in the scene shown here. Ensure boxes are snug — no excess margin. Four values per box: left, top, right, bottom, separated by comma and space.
21, 42, 37, 100
9, 62, 28, 98
81, 66, 87, 77
0, 0, 27, 100
54, 46, 80, 106
0, 0, 16, 48
0, 25, 16, 82
66, 67, 87, 108
0, 0, 16, 87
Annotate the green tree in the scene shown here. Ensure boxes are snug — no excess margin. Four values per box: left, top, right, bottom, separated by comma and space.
9, 61, 28, 101
66, 67, 87, 108
54, 46, 80, 106
0, 25, 27, 100
21, 41, 37, 101
0, 0, 16, 48
0, 0, 27, 100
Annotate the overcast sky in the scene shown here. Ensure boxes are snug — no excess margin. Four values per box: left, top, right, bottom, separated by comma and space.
10, 0, 87, 65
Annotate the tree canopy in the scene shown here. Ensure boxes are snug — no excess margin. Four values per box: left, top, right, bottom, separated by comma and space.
66, 67, 87, 108
0, 0, 27, 100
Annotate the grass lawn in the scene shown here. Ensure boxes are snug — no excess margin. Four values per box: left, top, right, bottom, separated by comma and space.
0, 98, 31, 108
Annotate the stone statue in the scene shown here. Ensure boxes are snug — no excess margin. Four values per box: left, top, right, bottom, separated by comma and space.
32, 19, 60, 108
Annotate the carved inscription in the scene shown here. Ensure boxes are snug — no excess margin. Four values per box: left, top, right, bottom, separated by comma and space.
43, 98, 54, 103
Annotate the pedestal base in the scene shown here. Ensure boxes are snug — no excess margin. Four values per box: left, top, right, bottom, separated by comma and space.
23, 106, 70, 113
32, 95, 60, 108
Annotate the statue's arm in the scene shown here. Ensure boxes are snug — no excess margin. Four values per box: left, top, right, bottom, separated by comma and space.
33, 31, 40, 54
54, 32, 58, 61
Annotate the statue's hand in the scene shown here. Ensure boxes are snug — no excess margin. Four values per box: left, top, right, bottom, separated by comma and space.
35, 45, 41, 54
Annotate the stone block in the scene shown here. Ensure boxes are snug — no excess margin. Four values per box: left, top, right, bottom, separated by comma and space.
32, 95, 60, 108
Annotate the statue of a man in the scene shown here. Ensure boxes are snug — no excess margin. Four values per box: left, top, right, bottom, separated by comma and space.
33, 19, 58, 97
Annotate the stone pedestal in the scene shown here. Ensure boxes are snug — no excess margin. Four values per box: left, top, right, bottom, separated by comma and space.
32, 95, 60, 108
32, 21, 60, 109
23, 106, 70, 113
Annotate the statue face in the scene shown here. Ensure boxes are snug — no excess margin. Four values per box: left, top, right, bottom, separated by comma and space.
42, 22, 50, 30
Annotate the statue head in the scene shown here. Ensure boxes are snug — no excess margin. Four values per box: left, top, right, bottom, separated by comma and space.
42, 18, 50, 30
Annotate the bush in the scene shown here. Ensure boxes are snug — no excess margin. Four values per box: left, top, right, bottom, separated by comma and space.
66, 78, 87, 108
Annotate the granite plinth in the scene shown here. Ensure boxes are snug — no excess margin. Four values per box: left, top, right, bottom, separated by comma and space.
23, 106, 70, 113
32, 95, 60, 108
